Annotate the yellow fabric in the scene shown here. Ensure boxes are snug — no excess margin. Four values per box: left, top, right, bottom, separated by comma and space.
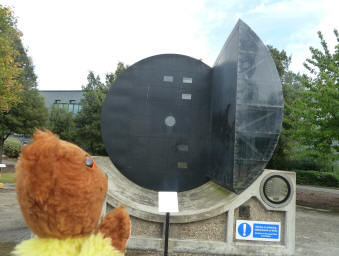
12, 233, 124, 256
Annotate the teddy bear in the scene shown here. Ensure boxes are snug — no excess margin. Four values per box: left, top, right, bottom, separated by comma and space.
12, 130, 131, 256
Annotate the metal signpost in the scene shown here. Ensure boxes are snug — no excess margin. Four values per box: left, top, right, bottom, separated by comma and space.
158, 192, 178, 256
0, 163, 6, 189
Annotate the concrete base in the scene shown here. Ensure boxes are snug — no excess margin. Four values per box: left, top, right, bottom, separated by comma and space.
95, 157, 296, 256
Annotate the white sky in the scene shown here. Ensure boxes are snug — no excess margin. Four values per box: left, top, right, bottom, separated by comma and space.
1, 0, 339, 90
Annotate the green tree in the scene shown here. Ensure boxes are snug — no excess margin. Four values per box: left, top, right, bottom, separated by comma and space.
0, 88, 47, 162
0, 15, 48, 162
288, 30, 339, 167
266, 45, 303, 169
0, 5, 23, 112
268, 73, 304, 169
47, 105, 75, 141
267, 45, 291, 82
74, 62, 127, 155
105, 62, 128, 86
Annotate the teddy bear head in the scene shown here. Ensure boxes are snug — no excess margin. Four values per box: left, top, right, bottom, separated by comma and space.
15, 130, 108, 239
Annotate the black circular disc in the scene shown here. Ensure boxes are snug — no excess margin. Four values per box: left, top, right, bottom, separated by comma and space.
101, 54, 211, 191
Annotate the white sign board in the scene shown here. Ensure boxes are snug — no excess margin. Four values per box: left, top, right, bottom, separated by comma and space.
236, 220, 281, 242
0, 164, 6, 168
158, 192, 179, 213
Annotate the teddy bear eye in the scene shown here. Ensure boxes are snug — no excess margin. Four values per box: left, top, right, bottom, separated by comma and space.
85, 156, 94, 168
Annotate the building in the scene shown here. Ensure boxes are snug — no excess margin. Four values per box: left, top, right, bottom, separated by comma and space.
39, 90, 84, 114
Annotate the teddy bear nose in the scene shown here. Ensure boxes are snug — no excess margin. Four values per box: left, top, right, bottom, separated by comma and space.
85, 156, 94, 168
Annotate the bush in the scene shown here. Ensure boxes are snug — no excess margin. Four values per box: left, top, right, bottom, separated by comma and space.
4, 137, 22, 158
268, 157, 329, 171
294, 170, 339, 188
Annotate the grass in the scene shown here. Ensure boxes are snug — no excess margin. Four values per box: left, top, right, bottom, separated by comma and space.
0, 173, 15, 183
6, 136, 21, 144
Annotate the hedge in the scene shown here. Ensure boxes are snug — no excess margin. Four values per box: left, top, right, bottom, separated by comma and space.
293, 170, 339, 188
3, 137, 22, 158
268, 157, 328, 171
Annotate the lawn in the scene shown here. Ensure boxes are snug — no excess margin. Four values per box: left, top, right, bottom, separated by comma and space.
0, 173, 15, 183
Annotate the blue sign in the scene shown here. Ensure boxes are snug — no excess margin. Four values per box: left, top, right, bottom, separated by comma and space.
253, 223, 279, 239
238, 223, 251, 237
236, 220, 281, 241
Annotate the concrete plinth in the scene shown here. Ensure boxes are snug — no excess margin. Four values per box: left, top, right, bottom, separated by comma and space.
94, 157, 296, 256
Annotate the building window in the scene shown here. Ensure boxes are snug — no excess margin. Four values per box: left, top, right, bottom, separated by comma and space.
53, 102, 82, 115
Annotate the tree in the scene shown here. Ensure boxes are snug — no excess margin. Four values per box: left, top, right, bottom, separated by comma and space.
288, 30, 339, 167
105, 62, 128, 86
266, 45, 301, 169
74, 62, 127, 155
0, 5, 23, 113
0, 8, 48, 162
0, 88, 48, 162
268, 73, 305, 169
267, 45, 291, 82
47, 105, 75, 142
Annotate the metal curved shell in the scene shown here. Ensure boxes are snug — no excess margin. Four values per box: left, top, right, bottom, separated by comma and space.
208, 20, 283, 193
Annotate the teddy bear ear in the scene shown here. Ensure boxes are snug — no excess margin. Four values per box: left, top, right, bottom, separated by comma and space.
32, 129, 58, 141
96, 206, 131, 253
21, 129, 59, 160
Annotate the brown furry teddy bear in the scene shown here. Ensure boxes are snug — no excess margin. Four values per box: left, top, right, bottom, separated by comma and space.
13, 130, 130, 256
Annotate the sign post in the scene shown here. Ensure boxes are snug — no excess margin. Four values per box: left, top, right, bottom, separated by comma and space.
158, 192, 179, 256
0, 163, 6, 189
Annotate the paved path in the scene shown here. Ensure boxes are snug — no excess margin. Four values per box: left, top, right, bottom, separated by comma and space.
1, 158, 17, 165
297, 185, 339, 195
295, 206, 339, 256
0, 184, 27, 235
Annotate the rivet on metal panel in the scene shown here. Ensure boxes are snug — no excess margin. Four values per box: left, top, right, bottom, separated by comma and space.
177, 162, 188, 169
182, 77, 192, 83
163, 75, 174, 82
164, 116, 176, 127
177, 145, 189, 152
182, 93, 192, 100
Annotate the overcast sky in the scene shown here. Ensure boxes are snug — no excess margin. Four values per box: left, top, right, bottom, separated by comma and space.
2, 0, 339, 90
